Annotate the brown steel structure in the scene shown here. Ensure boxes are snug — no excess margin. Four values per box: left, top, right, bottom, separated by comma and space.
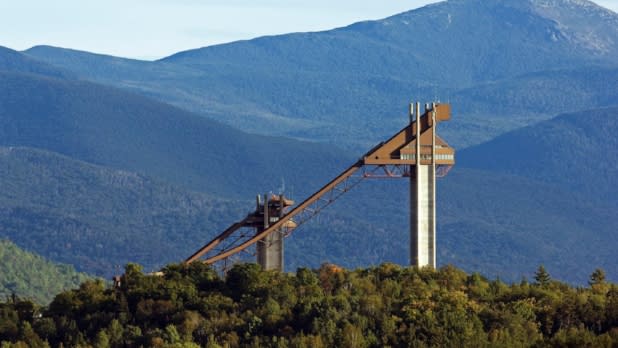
185, 103, 455, 270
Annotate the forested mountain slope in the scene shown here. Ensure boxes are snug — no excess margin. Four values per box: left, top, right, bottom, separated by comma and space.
0, 70, 349, 198
0, 145, 614, 284
0, 146, 244, 276
0, 239, 89, 304
458, 106, 618, 204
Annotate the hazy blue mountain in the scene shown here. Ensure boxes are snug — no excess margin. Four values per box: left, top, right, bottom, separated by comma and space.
0, 239, 90, 304
0, 70, 350, 199
458, 106, 618, 204
164, 0, 618, 85
0, 145, 410, 280
23, 0, 618, 150
450, 67, 618, 117
443, 66, 618, 147
437, 168, 617, 283
0, 46, 72, 79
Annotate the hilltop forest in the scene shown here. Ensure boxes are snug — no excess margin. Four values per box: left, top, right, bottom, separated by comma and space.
1, 263, 617, 347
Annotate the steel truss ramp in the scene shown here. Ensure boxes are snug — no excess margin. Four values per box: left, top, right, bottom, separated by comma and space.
186, 161, 381, 265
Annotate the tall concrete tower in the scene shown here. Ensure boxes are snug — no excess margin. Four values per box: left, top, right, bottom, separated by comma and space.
400, 103, 454, 268
411, 103, 436, 267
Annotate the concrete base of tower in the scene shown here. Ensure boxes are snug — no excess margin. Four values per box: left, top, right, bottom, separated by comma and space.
410, 164, 436, 268
256, 231, 284, 271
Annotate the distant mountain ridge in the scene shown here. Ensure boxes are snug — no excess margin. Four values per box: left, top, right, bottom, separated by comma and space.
22, 0, 618, 150
0, 45, 72, 79
0, 68, 350, 198
163, 0, 618, 83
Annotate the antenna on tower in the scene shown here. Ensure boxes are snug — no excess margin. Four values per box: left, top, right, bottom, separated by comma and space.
278, 177, 286, 195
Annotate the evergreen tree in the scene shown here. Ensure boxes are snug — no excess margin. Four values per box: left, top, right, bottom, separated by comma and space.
534, 265, 551, 286
589, 268, 606, 286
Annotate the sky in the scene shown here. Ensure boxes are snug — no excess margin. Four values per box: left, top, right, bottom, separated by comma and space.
1, 0, 617, 60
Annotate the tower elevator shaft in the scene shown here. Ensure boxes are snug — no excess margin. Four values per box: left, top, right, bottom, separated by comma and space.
410, 103, 438, 267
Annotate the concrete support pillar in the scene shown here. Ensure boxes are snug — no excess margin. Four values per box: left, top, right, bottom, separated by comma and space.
410, 103, 437, 268
256, 229, 284, 271
411, 165, 436, 267
256, 194, 284, 271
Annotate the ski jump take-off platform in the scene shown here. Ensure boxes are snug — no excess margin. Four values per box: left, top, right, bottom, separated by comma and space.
185, 102, 455, 271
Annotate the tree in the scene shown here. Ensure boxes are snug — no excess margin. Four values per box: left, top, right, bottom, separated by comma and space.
225, 263, 264, 300
341, 323, 366, 348
164, 325, 181, 345
534, 265, 551, 286
589, 268, 606, 286
107, 319, 123, 346
94, 330, 110, 348
18, 322, 45, 348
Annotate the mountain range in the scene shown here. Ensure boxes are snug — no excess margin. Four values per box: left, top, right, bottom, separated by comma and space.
0, 69, 349, 198
0, 0, 616, 287
23, 0, 618, 150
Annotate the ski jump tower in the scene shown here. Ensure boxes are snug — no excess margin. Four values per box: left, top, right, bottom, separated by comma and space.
364, 102, 454, 268
185, 102, 454, 270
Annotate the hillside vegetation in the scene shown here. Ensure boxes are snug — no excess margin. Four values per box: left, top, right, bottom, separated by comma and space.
0, 146, 244, 276
459, 106, 618, 204
0, 239, 89, 304
283, 165, 618, 284
1, 263, 616, 347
